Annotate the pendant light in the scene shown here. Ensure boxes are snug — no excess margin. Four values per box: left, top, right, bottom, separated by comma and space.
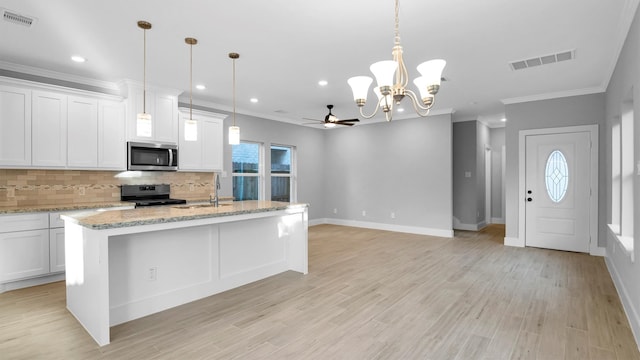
228, 52, 240, 145
136, 21, 152, 128
184, 37, 198, 141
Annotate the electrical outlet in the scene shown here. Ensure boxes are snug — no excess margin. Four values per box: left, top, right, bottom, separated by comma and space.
390, 212, 395, 219
362, 210, 366, 217
148, 267, 157, 281
333, 208, 338, 214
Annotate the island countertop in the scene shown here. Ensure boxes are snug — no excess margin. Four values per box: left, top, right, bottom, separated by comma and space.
62, 200, 308, 230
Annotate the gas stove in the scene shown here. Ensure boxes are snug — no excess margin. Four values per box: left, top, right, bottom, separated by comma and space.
121, 184, 186, 208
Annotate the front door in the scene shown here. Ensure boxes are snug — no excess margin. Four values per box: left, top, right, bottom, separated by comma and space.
524, 131, 590, 252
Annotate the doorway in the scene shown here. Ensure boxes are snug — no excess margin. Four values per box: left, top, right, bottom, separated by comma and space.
518, 125, 598, 253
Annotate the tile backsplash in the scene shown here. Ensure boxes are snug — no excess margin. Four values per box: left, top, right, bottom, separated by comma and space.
0, 169, 217, 207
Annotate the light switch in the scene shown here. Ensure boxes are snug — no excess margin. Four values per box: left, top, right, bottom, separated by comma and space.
465, 171, 472, 178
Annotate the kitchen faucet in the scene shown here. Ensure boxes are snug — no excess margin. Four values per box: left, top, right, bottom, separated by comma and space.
210, 172, 220, 207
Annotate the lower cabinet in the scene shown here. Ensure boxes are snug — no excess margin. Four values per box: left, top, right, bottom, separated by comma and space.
0, 229, 50, 282
49, 228, 66, 273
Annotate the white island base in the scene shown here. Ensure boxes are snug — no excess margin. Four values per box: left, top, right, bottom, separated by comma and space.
63, 205, 308, 346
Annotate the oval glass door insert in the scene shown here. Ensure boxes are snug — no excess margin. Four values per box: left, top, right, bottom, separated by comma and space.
545, 150, 569, 203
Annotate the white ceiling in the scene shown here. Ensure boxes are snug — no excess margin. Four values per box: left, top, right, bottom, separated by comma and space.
0, 0, 637, 128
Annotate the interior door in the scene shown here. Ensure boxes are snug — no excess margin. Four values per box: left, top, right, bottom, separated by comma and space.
524, 131, 590, 252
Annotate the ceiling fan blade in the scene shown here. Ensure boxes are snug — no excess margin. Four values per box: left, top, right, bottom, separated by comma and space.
302, 117, 323, 122
337, 122, 354, 126
337, 118, 360, 123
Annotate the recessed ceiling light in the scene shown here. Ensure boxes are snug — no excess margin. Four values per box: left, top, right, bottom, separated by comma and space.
71, 55, 86, 63
318, 80, 328, 86
196, 84, 206, 90
250, 98, 259, 103
397, 108, 405, 112
501, 118, 507, 122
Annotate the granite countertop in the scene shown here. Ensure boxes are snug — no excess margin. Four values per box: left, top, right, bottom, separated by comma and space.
62, 200, 308, 230
0, 201, 135, 214
0, 197, 235, 215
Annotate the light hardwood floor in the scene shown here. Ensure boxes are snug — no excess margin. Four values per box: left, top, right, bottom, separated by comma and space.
1, 224, 638, 359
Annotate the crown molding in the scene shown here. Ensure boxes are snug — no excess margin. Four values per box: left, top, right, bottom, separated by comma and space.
0, 60, 119, 91
601, 0, 640, 90
501, 86, 604, 105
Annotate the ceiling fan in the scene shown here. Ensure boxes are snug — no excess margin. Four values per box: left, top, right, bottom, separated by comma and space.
303, 105, 360, 128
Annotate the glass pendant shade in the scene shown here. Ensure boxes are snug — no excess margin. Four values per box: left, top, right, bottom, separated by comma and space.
416, 59, 446, 87
370, 60, 398, 89
347, 76, 373, 102
413, 76, 430, 100
228, 125, 240, 145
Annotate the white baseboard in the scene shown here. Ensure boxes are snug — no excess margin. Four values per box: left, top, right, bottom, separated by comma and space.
590, 246, 606, 257
605, 256, 640, 351
453, 221, 487, 231
0, 273, 65, 294
311, 218, 453, 238
491, 217, 505, 224
504, 236, 524, 247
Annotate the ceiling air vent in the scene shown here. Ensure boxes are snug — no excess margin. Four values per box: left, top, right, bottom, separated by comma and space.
510, 50, 575, 71
2, 8, 36, 27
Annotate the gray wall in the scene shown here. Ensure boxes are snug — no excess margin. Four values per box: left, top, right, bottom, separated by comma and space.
452, 120, 492, 228
504, 93, 606, 244
490, 127, 505, 221
323, 114, 453, 232
453, 121, 478, 226
476, 121, 490, 224
603, 1, 640, 343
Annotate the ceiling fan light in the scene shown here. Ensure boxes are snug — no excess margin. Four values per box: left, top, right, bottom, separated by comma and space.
370, 60, 397, 89
416, 59, 446, 87
324, 122, 337, 128
347, 76, 373, 104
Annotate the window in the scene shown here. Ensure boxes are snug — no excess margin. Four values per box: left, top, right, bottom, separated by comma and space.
270, 145, 296, 202
610, 92, 634, 257
545, 150, 569, 203
232, 141, 263, 200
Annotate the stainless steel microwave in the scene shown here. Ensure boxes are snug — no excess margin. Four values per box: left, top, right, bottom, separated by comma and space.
127, 142, 178, 171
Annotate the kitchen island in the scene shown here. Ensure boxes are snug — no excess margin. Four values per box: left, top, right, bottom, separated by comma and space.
61, 201, 308, 346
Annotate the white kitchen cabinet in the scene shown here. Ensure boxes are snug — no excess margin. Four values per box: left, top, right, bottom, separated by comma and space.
0, 85, 31, 166
178, 109, 226, 172
98, 100, 126, 169
0, 213, 50, 282
32, 90, 67, 167
68, 96, 98, 168
121, 80, 180, 143
49, 228, 65, 273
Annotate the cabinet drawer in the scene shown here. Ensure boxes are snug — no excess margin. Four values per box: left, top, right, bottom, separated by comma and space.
0, 213, 49, 233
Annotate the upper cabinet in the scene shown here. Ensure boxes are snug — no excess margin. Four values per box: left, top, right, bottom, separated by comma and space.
0, 85, 31, 166
32, 91, 68, 167
120, 80, 180, 144
0, 78, 125, 170
178, 108, 226, 172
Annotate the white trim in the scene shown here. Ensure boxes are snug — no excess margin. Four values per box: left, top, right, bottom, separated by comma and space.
311, 218, 453, 238
502, 87, 604, 105
605, 256, 640, 350
0, 75, 122, 101
491, 217, 505, 224
590, 246, 606, 257
0, 60, 120, 91
518, 125, 598, 253
504, 236, 523, 247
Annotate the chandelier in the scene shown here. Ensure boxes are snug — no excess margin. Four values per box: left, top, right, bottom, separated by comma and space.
347, 0, 446, 121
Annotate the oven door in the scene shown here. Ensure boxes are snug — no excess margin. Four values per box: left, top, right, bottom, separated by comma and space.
128, 142, 178, 171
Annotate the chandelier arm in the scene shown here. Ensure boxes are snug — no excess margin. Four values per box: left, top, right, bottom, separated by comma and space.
405, 90, 433, 117
357, 98, 383, 119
